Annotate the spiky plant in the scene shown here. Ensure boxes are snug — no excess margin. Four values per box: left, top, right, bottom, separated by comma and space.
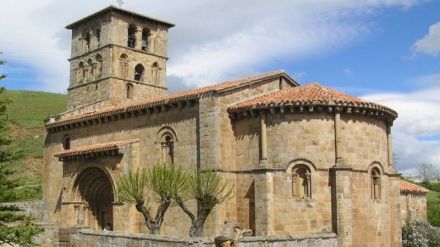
176, 171, 233, 237
117, 165, 187, 234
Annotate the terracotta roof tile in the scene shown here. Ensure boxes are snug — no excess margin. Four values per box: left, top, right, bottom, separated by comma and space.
229, 83, 397, 118
46, 70, 294, 128
400, 180, 429, 194
55, 139, 138, 158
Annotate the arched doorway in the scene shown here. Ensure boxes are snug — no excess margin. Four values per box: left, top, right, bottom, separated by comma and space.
73, 167, 114, 230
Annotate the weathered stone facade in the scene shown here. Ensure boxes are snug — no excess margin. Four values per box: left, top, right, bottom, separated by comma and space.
43, 6, 403, 247
400, 180, 429, 224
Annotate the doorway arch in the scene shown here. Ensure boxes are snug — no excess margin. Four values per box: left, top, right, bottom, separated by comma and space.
73, 167, 114, 230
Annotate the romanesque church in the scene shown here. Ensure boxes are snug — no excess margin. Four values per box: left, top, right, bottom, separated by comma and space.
43, 6, 405, 246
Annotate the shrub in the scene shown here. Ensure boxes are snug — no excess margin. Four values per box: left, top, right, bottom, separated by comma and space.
402, 220, 440, 247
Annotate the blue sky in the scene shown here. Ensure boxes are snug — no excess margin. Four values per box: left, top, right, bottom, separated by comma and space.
0, 0, 439, 174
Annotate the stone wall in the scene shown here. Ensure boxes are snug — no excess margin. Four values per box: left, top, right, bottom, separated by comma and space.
400, 192, 427, 224
43, 105, 199, 236
2, 201, 59, 246
70, 228, 338, 247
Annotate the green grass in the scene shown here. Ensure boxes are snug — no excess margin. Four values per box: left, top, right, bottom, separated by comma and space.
427, 191, 440, 227
5, 90, 67, 128
3, 90, 67, 201
427, 191, 440, 201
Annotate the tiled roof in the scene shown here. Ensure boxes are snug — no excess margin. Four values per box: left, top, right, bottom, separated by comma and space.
66, 5, 175, 29
55, 139, 138, 158
400, 180, 429, 194
46, 70, 296, 129
228, 83, 397, 118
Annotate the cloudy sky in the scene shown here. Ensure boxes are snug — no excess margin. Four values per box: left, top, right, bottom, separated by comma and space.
0, 0, 439, 174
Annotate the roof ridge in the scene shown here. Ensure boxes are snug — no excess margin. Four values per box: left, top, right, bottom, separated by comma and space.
47, 70, 289, 127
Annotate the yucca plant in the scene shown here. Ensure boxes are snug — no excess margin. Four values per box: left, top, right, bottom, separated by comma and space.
176, 171, 233, 237
117, 165, 187, 234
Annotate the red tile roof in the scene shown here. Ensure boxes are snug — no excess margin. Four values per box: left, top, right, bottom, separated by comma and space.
55, 139, 138, 158
46, 70, 296, 129
400, 180, 429, 194
229, 83, 397, 118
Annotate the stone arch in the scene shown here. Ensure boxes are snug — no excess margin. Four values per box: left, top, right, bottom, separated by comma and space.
156, 126, 178, 165
70, 165, 115, 229
134, 63, 144, 81
151, 62, 160, 84
66, 164, 118, 202
128, 24, 137, 48
286, 158, 317, 199
141, 28, 150, 51
156, 126, 179, 144
286, 158, 317, 173
119, 54, 128, 78
369, 162, 383, 201
126, 83, 134, 99
368, 161, 384, 174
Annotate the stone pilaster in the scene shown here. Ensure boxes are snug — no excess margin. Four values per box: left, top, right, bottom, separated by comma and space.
333, 110, 353, 247
259, 112, 268, 164
387, 124, 396, 172
389, 173, 402, 247
332, 166, 353, 247
253, 169, 274, 236
135, 26, 143, 50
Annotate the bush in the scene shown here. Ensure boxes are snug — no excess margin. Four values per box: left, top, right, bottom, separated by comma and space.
402, 220, 440, 247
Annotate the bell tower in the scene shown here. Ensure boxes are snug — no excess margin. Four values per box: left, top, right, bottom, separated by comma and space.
65, 6, 174, 111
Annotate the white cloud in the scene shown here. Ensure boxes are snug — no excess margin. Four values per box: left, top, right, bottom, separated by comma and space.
0, 0, 427, 92
363, 77, 440, 174
412, 22, 440, 56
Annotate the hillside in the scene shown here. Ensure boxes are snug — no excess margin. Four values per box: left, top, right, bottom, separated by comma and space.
5, 90, 67, 200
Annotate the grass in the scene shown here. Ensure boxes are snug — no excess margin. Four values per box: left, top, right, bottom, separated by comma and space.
5, 90, 67, 128
4, 90, 67, 201
427, 190, 440, 227
427, 191, 440, 202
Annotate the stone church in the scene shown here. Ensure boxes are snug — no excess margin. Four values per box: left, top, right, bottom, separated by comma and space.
43, 6, 403, 246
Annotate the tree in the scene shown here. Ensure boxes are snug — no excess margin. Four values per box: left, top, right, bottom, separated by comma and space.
417, 163, 438, 182
176, 171, 233, 237
117, 165, 187, 234
0, 52, 43, 246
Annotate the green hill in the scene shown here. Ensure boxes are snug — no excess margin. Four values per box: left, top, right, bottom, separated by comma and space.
6, 90, 67, 128
4, 90, 67, 200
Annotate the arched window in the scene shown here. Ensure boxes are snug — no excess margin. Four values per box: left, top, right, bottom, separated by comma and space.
119, 54, 128, 78
78, 62, 84, 83
134, 64, 144, 81
63, 135, 70, 150
87, 59, 94, 80
291, 165, 311, 199
126, 83, 134, 99
151, 62, 159, 84
371, 167, 381, 200
161, 134, 174, 165
128, 24, 136, 48
85, 32, 91, 51
95, 54, 103, 77
141, 28, 150, 51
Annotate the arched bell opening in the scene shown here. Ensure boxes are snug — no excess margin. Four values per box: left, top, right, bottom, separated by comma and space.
72, 167, 114, 230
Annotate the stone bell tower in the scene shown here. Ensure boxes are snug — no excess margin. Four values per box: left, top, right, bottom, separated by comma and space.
65, 6, 174, 111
